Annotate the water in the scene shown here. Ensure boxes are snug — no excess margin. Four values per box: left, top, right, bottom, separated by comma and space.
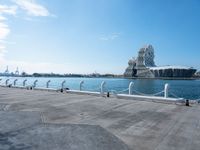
0, 77, 200, 100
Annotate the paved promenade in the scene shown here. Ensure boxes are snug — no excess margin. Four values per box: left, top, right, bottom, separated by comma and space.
0, 87, 200, 150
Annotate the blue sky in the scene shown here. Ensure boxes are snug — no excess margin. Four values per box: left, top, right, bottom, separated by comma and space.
0, 0, 200, 74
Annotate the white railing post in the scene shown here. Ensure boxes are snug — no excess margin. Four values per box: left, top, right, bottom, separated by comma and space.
5, 79, 9, 86
61, 80, 66, 89
164, 83, 169, 98
129, 82, 134, 95
80, 81, 84, 91
100, 81, 106, 96
46, 80, 51, 88
13, 79, 18, 86
33, 80, 38, 88
23, 79, 27, 87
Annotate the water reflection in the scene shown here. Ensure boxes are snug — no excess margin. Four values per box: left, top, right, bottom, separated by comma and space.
134, 79, 157, 94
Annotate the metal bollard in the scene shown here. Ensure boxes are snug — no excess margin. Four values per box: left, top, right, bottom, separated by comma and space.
164, 83, 169, 98
80, 81, 84, 91
100, 81, 106, 96
5, 79, 9, 86
13, 79, 18, 86
186, 99, 189, 106
46, 80, 51, 88
107, 92, 110, 97
129, 82, 134, 95
23, 79, 27, 87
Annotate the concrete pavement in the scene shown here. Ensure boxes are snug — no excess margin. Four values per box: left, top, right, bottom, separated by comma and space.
0, 87, 200, 150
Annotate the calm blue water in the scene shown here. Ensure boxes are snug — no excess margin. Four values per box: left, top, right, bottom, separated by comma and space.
0, 77, 200, 100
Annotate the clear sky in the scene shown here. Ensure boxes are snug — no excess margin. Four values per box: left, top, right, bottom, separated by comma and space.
0, 0, 200, 74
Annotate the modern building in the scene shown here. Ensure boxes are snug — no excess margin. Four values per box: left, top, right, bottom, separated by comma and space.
124, 45, 196, 78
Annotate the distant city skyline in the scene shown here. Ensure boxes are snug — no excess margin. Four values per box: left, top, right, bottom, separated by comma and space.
0, 0, 200, 74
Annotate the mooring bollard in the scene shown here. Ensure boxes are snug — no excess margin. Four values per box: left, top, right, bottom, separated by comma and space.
107, 92, 110, 97
100, 81, 106, 96
46, 80, 51, 88
23, 79, 27, 87
33, 80, 38, 88
186, 99, 189, 106
5, 79, 9, 86
164, 83, 169, 98
13, 79, 18, 86
80, 81, 84, 91
129, 82, 134, 95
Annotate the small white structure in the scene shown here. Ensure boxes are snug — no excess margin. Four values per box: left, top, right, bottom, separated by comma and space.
61, 80, 66, 89
100, 81, 106, 96
33, 80, 38, 88
13, 79, 18, 86
46, 80, 51, 88
5, 79, 9, 86
80, 81, 84, 91
164, 83, 169, 98
23, 79, 27, 87
129, 82, 134, 95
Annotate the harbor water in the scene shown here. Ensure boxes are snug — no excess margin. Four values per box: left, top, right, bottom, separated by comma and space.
0, 77, 200, 100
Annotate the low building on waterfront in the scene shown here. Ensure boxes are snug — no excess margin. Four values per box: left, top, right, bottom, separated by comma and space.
124, 45, 196, 78
195, 71, 200, 77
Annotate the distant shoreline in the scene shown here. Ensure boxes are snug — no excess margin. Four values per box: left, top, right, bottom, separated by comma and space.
0, 75, 200, 80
